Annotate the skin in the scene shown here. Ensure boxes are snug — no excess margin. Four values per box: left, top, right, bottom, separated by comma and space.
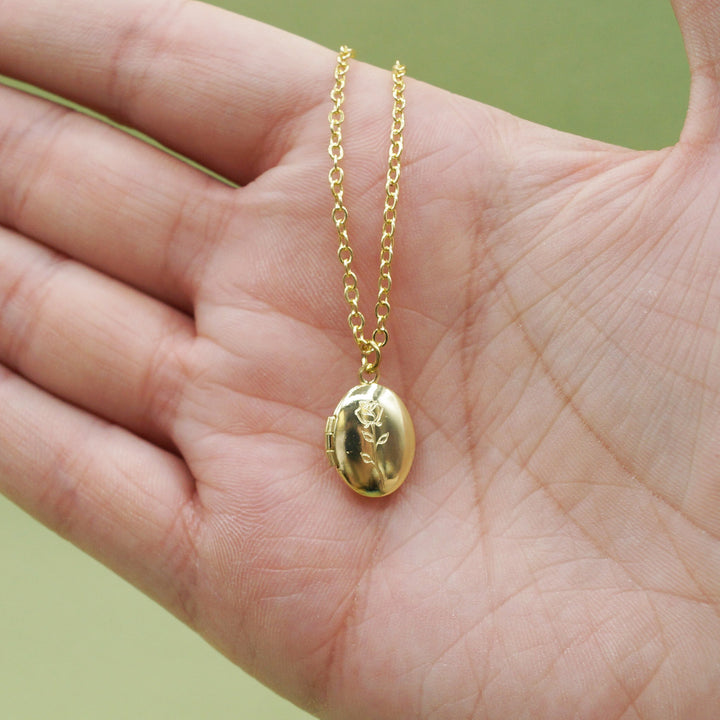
1, 0, 719, 717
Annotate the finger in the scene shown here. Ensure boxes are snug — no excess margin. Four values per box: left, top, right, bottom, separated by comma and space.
0, 364, 199, 623
672, 0, 720, 143
0, 82, 231, 310
0, 0, 332, 184
0, 227, 193, 447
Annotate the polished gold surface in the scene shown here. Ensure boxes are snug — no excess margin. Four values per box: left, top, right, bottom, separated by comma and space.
326, 384, 415, 497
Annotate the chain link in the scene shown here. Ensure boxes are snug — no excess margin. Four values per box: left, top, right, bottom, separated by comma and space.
329, 46, 406, 384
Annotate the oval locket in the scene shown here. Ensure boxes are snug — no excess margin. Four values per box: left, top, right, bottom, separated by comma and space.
325, 384, 415, 497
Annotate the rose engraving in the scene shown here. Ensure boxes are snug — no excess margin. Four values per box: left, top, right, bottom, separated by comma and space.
355, 400, 389, 487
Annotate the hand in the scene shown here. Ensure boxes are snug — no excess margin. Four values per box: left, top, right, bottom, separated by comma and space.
1, 1, 719, 718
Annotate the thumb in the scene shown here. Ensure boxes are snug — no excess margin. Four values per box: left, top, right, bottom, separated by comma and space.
672, 0, 720, 144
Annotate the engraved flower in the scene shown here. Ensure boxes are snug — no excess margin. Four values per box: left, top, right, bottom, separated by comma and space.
355, 400, 384, 428
354, 398, 389, 488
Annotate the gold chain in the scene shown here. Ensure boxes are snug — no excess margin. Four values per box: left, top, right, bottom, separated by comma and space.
329, 46, 406, 384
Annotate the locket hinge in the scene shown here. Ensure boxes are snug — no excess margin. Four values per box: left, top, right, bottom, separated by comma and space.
325, 414, 339, 468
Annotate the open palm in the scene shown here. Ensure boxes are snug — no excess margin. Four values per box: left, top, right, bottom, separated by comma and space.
1, 1, 719, 718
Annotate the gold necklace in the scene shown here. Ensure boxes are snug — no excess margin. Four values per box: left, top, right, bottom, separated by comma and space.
324, 46, 415, 498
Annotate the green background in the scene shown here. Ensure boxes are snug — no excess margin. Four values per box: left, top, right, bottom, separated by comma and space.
0, 1, 688, 718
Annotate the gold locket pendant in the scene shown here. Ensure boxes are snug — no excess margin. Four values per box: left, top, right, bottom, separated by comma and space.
325, 48, 414, 497
326, 383, 415, 497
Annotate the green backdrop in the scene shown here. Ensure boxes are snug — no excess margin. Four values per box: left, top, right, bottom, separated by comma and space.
0, 1, 688, 718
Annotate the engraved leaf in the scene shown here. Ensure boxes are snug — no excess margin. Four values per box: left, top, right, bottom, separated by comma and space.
360, 452, 374, 465
376, 432, 389, 446
362, 430, 374, 443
